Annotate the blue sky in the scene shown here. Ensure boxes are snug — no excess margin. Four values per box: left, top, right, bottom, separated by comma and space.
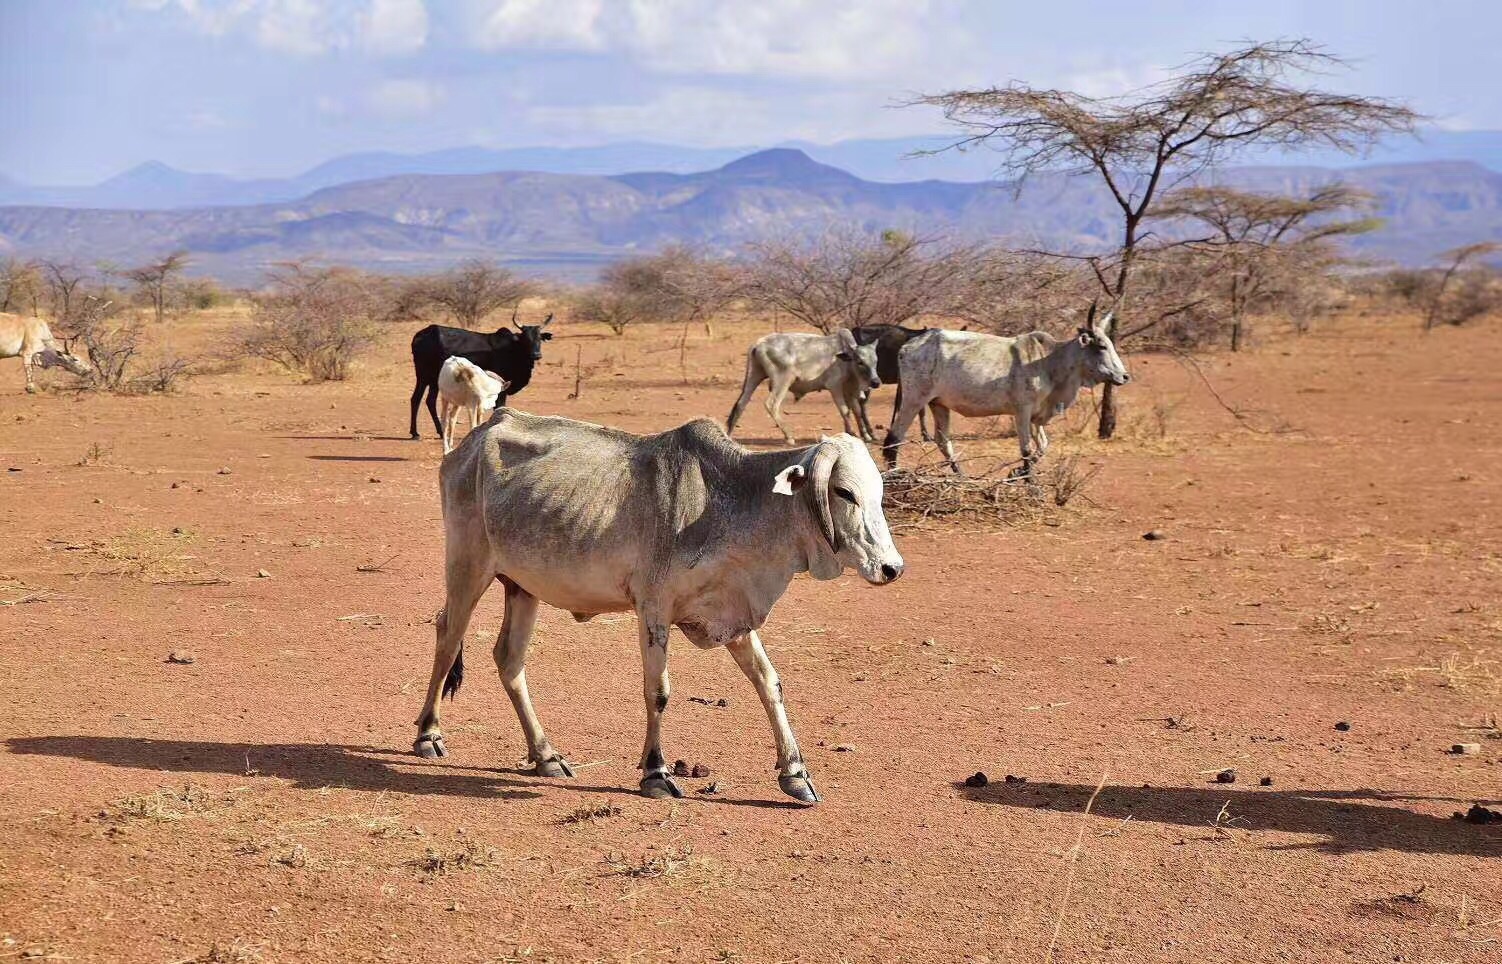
2, 0, 1497, 184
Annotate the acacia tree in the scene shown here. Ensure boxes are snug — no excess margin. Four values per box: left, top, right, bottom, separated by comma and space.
1158, 184, 1379, 349
39, 260, 88, 326
122, 250, 189, 324
914, 39, 1418, 436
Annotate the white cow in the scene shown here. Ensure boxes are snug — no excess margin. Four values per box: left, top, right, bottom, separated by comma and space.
412, 412, 904, 803
436, 356, 510, 453
0, 313, 92, 392
725, 329, 882, 444
883, 313, 1130, 475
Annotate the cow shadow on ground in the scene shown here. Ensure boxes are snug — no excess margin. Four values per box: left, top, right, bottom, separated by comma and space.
5, 736, 802, 809
957, 780, 1502, 857
274, 435, 416, 442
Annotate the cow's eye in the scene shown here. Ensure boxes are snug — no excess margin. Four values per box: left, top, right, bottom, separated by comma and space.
833, 486, 857, 504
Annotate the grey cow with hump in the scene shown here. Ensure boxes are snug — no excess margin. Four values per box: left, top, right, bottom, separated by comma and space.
883, 309, 1131, 475
725, 328, 882, 444
412, 409, 904, 803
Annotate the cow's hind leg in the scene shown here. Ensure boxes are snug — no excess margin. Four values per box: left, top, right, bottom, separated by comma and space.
425, 383, 443, 437
727, 631, 818, 803
408, 378, 426, 439
22, 356, 37, 394
494, 580, 573, 777
413, 543, 494, 758
636, 618, 681, 799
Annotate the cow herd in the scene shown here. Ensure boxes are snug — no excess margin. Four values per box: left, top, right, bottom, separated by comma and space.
406, 308, 1129, 803
3, 305, 1127, 804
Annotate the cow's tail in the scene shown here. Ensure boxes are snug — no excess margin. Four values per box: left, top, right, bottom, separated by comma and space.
442, 641, 464, 700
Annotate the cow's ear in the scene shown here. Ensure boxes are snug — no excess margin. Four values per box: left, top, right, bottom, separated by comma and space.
772, 464, 808, 496
542, 331, 554, 341
1077, 328, 1093, 347
835, 350, 852, 361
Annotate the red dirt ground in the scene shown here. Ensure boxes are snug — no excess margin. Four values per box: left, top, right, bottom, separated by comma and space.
1, 309, 1498, 963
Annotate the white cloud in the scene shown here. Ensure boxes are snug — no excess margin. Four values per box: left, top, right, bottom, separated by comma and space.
131, 0, 428, 56
469, 0, 968, 82
526, 84, 933, 147
368, 78, 445, 117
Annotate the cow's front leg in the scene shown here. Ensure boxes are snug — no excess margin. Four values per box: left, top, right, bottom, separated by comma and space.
727, 631, 819, 803
637, 619, 682, 799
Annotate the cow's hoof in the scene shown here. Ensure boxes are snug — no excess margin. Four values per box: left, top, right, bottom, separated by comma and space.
533, 756, 575, 778
779, 772, 821, 804
413, 733, 447, 759
640, 775, 684, 799
408, 433, 421, 441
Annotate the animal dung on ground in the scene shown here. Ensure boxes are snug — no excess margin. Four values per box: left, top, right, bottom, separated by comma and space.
672, 759, 690, 777
832, 744, 856, 753
1259, 776, 1273, 787
1142, 529, 1167, 541
1454, 803, 1502, 824
1450, 743, 1482, 755
1334, 721, 1351, 731
963, 772, 989, 788
687, 696, 728, 708
1214, 768, 1237, 784
1003, 774, 1027, 785
690, 763, 710, 778
166, 650, 195, 665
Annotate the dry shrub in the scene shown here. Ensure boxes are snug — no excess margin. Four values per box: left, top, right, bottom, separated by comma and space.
237, 262, 380, 381
577, 246, 742, 335
744, 228, 980, 333
882, 456, 1100, 528
398, 259, 535, 328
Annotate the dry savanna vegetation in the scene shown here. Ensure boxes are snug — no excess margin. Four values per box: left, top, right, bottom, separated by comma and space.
1, 38, 1499, 964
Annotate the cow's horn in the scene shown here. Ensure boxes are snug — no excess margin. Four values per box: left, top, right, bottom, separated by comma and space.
808, 439, 840, 553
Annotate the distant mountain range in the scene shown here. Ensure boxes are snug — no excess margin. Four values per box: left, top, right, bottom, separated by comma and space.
1, 148, 1499, 282
6, 130, 1502, 210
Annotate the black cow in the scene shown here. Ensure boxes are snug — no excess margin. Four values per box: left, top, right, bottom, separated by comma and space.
851, 324, 932, 442
409, 314, 554, 440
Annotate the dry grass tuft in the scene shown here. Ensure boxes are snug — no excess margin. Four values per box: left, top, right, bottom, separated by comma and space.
1380, 648, 1501, 696
57, 527, 224, 584
407, 839, 497, 876
604, 846, 695, 880
560, 803, 622, 825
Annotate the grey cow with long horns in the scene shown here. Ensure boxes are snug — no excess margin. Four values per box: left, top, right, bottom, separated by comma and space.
412, 409, 904, 803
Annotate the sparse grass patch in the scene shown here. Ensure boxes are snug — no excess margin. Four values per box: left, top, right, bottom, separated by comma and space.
59, 527, 223, 584
407, 839, 497, 876
604, 846, 696, 880
98, 783, 217, 824
560, 803, 622, 825
77, 440, 113, 466
1379, 648, 1500, 695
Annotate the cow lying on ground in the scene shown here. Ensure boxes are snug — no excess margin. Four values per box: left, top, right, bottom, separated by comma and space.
409, 314, 552, 440
725, 329, 881, 444
412, 412, 904, 803
0, 313, 92, 392
851, 323, 933, 442
883, 312, 1130, 475
437, 357, 509, 454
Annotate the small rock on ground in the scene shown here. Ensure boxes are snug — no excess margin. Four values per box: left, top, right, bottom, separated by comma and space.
1215, 769, 1237, 784
963, 772, 988, 788
1335, 721, 1351, 731
1454, 803, 1502, 824
1142, 529, 1167, 541
166, 651, 195, 665
690, 763, 710, 778
1260, 776, 1274, 787
1450, 743, 1482, 755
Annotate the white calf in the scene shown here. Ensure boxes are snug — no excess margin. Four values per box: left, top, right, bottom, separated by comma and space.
437, 356, 510, 453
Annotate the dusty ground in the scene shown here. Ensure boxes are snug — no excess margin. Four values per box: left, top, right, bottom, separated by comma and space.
0, 307, 1498, 964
